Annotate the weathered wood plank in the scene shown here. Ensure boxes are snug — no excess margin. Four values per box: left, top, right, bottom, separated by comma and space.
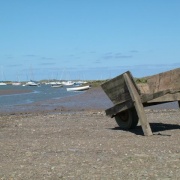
123, 73, 153, 136
106, 90, 180, 116
137, 83, 151, 94
101, 71, 141, 104
141, 89, 171, 103
105, 99, 134, 117
102, 86, 130, 104
147, 68, 180, 93
101, 73, 127, 104
128, 71, 141, 94
147, 91, 180, 103
101, 73, 126, 91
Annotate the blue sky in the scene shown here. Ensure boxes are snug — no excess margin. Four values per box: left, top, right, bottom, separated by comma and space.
0, 0, 180, 81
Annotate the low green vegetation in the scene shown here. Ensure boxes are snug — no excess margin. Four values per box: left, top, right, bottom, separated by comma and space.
87, 80, 107, 87
134, 77, 147, 84
87, 77, 148, 87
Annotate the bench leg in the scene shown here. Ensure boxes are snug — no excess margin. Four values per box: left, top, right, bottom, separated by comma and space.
123, 73, 153, 136
178, 101, 180, 109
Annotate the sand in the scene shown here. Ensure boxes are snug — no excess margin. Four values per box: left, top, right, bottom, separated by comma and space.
0, 89, 32, 96
0, 87, 180, 179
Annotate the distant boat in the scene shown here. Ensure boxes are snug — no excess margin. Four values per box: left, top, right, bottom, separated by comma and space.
51, 84, 63, 88
62, 81, 74, 86
12, 74, 21, 86
0, 82, 7, 86
25, 81, 39, 86
49, 81, 62, 85
12, 82, 21, 86
66, 85, 90, 92
74, 81, 88, 86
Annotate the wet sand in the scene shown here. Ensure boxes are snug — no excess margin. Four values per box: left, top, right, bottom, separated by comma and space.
0, 89, 32, 96
0, 86, 179, 179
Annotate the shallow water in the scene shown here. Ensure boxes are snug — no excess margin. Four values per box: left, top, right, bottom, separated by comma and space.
0, 85, 83, 111
0, 85, 179, 114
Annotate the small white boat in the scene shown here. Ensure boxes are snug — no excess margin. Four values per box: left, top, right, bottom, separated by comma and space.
51, 84, 63, 88
62, 81, 74, 86
26, 81, 39, 86
49, 81, 62, 85
66, 85, 90, 91
12, 82, 21, 86
0, 82, 7, 86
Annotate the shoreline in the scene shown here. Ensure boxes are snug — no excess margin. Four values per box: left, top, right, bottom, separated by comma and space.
0, 86, 179, 115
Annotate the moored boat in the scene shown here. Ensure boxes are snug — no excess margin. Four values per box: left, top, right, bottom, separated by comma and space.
25, 81, 39, 86
62, 81, 74, 86
12, 82, 21, 86
51, 84, 63, 88
66, 85, 90, 91
0, 82, 7, 86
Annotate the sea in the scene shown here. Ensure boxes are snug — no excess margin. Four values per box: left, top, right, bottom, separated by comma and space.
0, 84, 84, 113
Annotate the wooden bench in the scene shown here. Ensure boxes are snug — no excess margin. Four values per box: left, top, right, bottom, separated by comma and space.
101, 68, 180, 136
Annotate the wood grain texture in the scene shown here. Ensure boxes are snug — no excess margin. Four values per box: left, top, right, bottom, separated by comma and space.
101, 71, 140, 104
123, 73, 153, 136
147, 68, 180, 93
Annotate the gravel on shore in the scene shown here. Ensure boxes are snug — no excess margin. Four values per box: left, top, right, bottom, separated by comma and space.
0, 109, 179, 179
0, 86, 179, 179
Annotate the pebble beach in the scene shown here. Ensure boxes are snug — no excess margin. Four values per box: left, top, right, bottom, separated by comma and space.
0, 86, 180, 179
